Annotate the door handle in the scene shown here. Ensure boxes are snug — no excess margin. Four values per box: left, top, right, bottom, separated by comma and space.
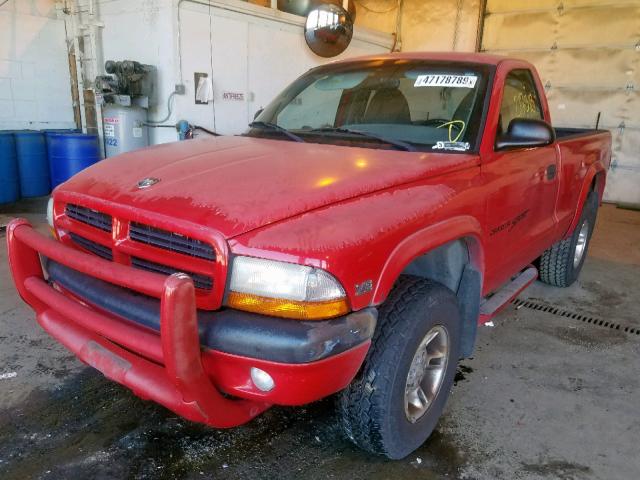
546, 164, 557, 180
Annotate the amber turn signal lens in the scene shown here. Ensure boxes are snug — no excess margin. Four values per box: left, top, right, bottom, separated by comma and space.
227, 291, 349, 320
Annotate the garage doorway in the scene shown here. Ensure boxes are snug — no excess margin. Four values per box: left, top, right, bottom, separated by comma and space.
480, 0, 640, 206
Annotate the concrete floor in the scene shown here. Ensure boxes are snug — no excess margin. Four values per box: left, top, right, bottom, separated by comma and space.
0, 201, 639, 480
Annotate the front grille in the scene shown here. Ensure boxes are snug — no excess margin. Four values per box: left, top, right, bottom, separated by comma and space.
66, 204, 112, 232
131, 257, 213, 291
69, 233, 113, 260
130, 222, 215, 261
62, 203, 218, 297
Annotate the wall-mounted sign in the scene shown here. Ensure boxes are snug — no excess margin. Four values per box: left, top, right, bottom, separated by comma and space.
223, 92, 245, 101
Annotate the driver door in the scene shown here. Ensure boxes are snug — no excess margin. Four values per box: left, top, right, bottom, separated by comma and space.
483, 69, 560, 287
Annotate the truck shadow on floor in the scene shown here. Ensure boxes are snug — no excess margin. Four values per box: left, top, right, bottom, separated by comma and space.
0, 369, 467, 480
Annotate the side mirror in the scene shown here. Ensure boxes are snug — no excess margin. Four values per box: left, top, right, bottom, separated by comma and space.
253, 108, 263, 120
496, 118, 555, 151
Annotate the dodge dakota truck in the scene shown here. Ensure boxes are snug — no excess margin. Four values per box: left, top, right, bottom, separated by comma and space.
7, 52, 611, 459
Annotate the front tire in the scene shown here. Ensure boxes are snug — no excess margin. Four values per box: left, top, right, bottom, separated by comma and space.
539, 190, 599, 287
338, 276, 461, 459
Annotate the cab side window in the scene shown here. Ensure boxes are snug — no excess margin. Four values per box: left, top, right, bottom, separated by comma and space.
499, 69, 543, 134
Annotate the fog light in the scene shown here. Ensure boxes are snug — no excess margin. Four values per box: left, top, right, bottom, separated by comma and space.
250, 367, 275, 392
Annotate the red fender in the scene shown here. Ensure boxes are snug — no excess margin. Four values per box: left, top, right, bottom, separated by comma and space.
564, 163, 606, 239
372, 215, 484, 305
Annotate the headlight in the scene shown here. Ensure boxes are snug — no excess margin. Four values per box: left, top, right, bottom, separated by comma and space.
227, 256, 349, 320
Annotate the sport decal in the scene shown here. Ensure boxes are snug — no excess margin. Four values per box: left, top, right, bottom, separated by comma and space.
490, 210, 530, 236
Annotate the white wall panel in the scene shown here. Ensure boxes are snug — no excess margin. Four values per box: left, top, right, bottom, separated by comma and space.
247, 22, 316, 121
173, 6, 220, 134
0, 0, 74, 130
210, 15, 249, 134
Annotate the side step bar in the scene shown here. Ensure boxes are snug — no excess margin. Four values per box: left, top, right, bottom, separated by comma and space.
479, 267, 538, 324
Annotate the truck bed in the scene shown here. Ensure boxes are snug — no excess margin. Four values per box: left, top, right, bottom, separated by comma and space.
554, 127, 609, 140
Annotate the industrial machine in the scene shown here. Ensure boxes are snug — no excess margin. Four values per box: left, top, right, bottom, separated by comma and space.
95, 60, 156, 157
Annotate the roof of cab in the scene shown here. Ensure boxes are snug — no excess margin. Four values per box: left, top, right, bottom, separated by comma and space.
329, 51, 512, 66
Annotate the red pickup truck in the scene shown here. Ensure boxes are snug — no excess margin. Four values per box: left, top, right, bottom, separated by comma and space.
7, 52, 611, 459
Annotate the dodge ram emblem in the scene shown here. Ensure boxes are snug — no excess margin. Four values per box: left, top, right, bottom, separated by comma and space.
137, 177, 160, 189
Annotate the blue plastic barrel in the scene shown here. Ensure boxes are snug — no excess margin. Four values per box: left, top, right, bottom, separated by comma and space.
43, 128, 81, 139
47, 132, 101, 188
14, 131, 50, 197
44, 129, 81, 156
0, 131, 20, 203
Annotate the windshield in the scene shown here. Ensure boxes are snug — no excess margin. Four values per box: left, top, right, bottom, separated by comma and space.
248, 59, 490, 152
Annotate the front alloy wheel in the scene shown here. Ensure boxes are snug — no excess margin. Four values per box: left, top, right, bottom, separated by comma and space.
405, 325, 449, 423
573, 219, 590, 268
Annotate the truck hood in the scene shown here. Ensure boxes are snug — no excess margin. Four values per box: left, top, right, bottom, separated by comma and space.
59, 136, 476, 238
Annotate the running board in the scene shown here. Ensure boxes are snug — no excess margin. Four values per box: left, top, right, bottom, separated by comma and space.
479, 267, 538, 324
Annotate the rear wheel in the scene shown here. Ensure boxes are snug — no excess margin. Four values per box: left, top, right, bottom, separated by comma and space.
539, 190, 599, 287
338, 276, 461, 459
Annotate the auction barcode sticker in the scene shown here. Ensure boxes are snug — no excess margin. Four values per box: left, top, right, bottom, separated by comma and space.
414, 74, 478, 88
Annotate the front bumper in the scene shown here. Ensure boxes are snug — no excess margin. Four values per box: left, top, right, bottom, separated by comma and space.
6, 219, 374, 428
45, 259, 376, 364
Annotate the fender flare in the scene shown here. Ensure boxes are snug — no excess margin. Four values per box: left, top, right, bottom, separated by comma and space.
564, 163, 606, 239
372, 215, 485, 305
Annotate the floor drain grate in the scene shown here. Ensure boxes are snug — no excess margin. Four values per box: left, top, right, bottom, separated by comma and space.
512, 298, 640, 336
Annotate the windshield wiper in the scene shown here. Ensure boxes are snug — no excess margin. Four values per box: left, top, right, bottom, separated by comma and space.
307, 127, 416, 152
249, 121, 305, 143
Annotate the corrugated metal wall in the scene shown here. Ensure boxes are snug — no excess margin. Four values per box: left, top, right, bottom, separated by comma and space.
481, 0, 640, 206
400, 0, 481, 51
356, 0, 482, 51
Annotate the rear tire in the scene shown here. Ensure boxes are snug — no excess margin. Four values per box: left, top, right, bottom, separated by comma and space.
338, 276, 461, 459
539, 190, 598, 287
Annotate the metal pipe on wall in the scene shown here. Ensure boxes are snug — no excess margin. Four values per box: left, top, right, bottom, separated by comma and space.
66, 0, 87, 133
86, 0, 106, 157
452, 0, 464, 51
64, 0, 106, 155
475, 0, 487, 52
394, 0, 403, 52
